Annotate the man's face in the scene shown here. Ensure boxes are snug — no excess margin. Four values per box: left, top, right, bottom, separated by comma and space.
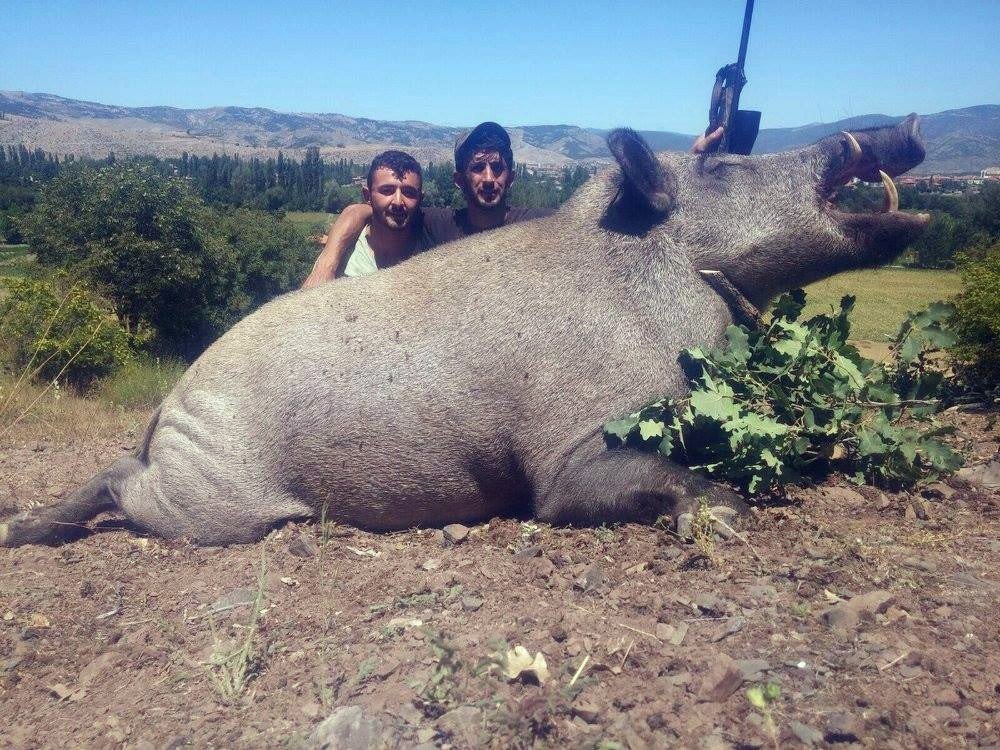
363, 167, 422, 231
455, 150, 513, 210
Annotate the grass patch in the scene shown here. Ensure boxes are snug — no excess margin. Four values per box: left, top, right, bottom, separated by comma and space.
92, 354, 186, 409
0, 371, 144, 446
285, 211, 338, 236
206, 553, 268, 705
802, 267, 960, 343
0, 244, 38, 280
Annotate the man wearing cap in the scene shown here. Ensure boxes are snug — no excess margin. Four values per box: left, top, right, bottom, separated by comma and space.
302, 122, 551, 287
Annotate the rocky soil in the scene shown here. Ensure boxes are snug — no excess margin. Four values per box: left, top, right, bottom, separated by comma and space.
1, 410, 997, 749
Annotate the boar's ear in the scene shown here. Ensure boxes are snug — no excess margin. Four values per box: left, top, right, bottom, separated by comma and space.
607, 128, 677, 215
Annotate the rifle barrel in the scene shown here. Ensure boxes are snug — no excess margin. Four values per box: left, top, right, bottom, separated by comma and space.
736, 0, 755, 70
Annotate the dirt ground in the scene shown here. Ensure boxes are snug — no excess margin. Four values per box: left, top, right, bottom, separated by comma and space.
1, 408, 997, 750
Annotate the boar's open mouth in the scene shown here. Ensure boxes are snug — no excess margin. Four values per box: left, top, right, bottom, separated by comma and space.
816, 114, 930, 247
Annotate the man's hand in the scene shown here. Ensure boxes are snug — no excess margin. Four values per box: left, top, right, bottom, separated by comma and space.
691, 127, 724, 154
301, 204, 373, 289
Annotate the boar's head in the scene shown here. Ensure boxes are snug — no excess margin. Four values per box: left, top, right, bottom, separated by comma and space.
605, 115, 929, 308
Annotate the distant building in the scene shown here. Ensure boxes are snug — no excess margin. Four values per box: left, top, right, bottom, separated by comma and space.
981, 167, 1000, 180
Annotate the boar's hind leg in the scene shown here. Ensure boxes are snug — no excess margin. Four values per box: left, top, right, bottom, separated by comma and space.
537, 448, 746, 526
0, 457, 143, 547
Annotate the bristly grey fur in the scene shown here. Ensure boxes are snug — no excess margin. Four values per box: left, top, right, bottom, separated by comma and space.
0, 118, 929, 546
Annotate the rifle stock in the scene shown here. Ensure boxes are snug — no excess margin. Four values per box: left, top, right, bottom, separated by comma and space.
704, 0, 760, 155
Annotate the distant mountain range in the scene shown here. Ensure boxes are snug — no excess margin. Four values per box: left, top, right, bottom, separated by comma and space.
1, 91, 998, 174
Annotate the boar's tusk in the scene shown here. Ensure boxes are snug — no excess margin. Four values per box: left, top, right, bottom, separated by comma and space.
879, 170, 899, 213
842, 131, 863, 164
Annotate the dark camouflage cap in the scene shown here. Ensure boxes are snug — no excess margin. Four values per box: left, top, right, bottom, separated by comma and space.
454, 122, 514, 172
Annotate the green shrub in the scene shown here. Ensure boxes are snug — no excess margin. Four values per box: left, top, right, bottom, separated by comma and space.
21, 164, 314, 358
0, 276, 138, 388
604, 291, 961, 493
950, 244, 1000, 388
94, 354, 187, 409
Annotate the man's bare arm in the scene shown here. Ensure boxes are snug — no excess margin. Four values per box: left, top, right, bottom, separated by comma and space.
301, 204, 373, 288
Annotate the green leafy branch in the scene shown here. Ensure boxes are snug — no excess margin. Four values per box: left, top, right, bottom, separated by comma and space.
605, 290, 962, 493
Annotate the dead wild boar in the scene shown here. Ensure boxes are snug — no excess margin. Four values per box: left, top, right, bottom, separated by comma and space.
1, 117, 929, 547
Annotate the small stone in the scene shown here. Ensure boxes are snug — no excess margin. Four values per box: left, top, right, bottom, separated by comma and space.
922, 482, 956, 500
531, 556, 555, 579
957, 458, 1000, 490
573, 564, 603, 592
904, 503, 918, 521
669, 621, 689, 646
824, 712, 862, 743
736, 659, 770, 681
692, 593, 728, 615
573, 699, 603, 724
79, 652, 118, 687
308, 705, 383, 750
933, 687, 962, 708
902, 556, 937, 573
550, 624, 568, 642
821, 590, 896, 631
655, 623, 675, 641
208, 587, 256, 614
697, 653, 743, 703
646, 713, 666, 731
710, 616, 745, 642
657, 545, 683, 561
421, 558, 442, 571
288, 533, 318, 558
460, 596, 483, 612
910, 497, 931, 520
514, 545, 543, 559
790, 721, 823, 747
431, 529, 446, 546
416, 727, 436, 744
442, 524, 469, 544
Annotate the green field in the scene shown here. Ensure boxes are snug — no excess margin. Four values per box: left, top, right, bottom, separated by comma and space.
801, 267, 961, 343
285, 211, 338, 235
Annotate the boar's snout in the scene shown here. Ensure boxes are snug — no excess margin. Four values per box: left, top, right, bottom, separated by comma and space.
819, 113, 925, 189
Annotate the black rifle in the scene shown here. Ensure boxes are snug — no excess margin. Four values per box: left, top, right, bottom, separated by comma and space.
704, 0, 760, 155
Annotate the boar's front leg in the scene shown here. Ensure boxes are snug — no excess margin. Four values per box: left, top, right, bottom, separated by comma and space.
536, 434, 746, 527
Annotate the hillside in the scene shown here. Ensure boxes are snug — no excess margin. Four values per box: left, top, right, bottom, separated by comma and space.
1, 91, 997, 173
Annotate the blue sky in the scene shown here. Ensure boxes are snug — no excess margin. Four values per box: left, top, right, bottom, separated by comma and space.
3, 0, 998, 133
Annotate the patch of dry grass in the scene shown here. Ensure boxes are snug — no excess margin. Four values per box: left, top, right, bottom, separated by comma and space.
0, 372, 145, 448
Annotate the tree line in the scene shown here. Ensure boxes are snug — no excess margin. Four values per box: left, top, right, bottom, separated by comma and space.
0, 144, 596, 243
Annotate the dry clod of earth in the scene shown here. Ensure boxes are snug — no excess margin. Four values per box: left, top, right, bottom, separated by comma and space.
821, 589, 897, 631
441, 523, 470, 545
697, 653, 744, 703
